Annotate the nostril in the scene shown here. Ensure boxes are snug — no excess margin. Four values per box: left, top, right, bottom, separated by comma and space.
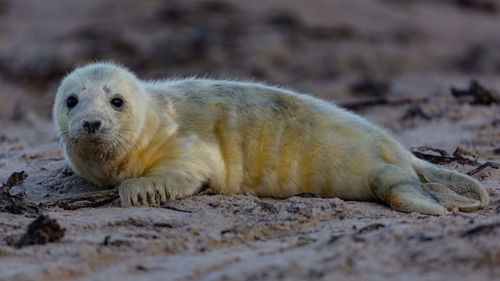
82, 120, 90, 131
93, 120, 102, 130
82, 120, 102, 133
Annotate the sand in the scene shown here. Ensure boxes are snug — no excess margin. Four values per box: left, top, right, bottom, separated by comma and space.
1, 0, 500, 280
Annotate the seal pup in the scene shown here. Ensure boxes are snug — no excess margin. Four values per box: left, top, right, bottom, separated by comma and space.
53, 62, 489, 215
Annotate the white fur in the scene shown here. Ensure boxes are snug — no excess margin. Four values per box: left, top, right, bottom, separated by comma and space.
53, 62, 489, 214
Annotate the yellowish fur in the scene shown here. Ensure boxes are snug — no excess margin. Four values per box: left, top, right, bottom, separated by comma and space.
53, 63, 489, 215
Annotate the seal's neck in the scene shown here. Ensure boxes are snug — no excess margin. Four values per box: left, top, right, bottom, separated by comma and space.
113, 106, 178, 184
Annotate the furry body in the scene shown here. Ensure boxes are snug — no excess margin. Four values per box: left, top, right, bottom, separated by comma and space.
53, 63, 489, 215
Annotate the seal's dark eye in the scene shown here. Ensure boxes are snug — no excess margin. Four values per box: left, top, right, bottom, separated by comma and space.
111, 97, 124, 109
66, 96, 78, 109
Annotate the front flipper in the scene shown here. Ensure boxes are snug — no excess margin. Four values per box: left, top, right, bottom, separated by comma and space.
119, 172, 204, 207
369, 163, 487, 215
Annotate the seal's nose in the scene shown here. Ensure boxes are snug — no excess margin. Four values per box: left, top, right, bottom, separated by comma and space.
82, 120, 102, 134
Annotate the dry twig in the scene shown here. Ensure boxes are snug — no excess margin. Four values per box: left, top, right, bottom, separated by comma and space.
412, 146, 499, 175
43, 189, 119, 210
466, 162, 500, 176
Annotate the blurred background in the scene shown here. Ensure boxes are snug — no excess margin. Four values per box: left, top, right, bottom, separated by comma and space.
0, 0, 500, 122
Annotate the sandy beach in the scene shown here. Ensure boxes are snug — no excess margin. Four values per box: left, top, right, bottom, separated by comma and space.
1, 1, 500, 280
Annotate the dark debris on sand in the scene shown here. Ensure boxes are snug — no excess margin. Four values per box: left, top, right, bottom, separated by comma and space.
10, 215, 65, 248
451, 80, 500, 105
1, 171, 39, 214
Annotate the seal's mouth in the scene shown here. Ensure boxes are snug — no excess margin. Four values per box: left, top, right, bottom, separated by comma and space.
60, 131, 114, 158
65, 136, 112, 150
78, 135, 110, 144
58, 123, 139, 162
66, 125, 114, 143
59, 128, 136, 162
67, 129, 112, 144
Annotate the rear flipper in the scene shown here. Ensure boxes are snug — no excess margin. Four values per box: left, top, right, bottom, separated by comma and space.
369, 162, 489, 215
414, 160, 489, 209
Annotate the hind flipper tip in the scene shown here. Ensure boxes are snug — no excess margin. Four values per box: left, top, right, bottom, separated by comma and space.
384, 188, 449, 216
424, 182, 483, 212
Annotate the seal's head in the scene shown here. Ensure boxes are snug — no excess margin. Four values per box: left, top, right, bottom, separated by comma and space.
53, 62, 148, 167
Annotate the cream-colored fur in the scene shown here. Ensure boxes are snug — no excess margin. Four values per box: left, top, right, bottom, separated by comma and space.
53, 62, 489, 215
